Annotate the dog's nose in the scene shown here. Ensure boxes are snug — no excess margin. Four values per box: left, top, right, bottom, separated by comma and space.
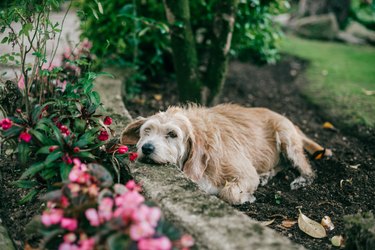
142, 143, 155, 155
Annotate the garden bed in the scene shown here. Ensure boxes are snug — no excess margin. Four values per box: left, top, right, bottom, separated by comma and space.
126, 56, 375, 250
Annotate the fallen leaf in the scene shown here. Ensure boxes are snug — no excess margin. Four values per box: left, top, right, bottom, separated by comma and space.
322, 122, 337, 131
362, 88, 375, 96
260, 218, 275, 226
349, 164, 360, 170
153, 94, 163, 101
298, 209, 327, 238
331, 235, 345, 247
281, 219, 297, 228
321, 216, 335, 231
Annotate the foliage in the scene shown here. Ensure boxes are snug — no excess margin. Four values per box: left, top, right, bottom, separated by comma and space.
351, 0, 375, 30
76, 0, 289, 99
343, 211, 375, 250
28, 160, 194, 250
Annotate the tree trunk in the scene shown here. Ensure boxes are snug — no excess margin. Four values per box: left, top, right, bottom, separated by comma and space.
204, 0, 239, 106
163, 0, 202, 103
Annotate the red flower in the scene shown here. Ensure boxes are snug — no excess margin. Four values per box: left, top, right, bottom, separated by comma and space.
73, 147, 80, 153
60, 125, 70, 137
98, 131, 109, 141
62, 154, 73, 164
117, 145, 129, 154
103, 116, 112, 125
129, 152, 138, 162
49, 145, 59, 152
0, 118, 12, 130
19, 131, 32, 143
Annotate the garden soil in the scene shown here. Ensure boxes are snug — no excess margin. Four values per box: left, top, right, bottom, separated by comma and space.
1, 57, 374, 250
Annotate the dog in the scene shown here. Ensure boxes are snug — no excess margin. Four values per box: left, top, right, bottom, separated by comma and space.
121, 104, 332, 204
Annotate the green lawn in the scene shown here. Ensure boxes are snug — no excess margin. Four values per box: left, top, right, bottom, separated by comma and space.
280, 35, 375, 128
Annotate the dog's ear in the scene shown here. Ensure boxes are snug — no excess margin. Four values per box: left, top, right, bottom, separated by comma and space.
183, 132, 208, 181
120, 117, 146, 145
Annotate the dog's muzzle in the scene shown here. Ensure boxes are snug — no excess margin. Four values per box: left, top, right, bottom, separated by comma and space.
142, 143, 155, 155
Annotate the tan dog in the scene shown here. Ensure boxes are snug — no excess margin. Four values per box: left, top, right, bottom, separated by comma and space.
121, 104, 332, 204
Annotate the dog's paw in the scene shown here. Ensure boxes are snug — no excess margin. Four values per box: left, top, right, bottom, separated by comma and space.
290, 176, 313, 190
240, 194, 256, 204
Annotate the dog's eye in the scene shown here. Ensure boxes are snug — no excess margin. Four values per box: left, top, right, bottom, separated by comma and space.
167, 131, 177, 138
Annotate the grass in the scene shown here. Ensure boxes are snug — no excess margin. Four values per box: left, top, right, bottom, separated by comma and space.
280, 35, 375, 128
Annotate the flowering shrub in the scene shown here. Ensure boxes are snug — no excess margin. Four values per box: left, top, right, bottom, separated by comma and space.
35, 159, 193, 250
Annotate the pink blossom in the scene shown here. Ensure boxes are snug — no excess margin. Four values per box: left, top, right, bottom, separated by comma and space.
81, 38, 92, 50
67, 183, 81, 195
130, 221, 155, 241
117, 145, 129, 154
115, 190, 145, 208
125, 180, 141, 191
61, 196, 70, 208
0, 118, 12, 130
73, 147, 80, 153
63, 154, 73, 164
18, 75, 25, 90
19, 131, 32, 143
61, 217, 78, 231
129, 152, 138, 162
69, 166, 90, 184
132, 205, 161, 227
98, 130, 109, 141
63, 47, 72, 59
85, 208, 100, 227
180, 234, 195, 248
41, 209, 64, 227
87, 184, 99, 196
138, 237, 172, 250
60, 125, 70, 137
98, 197, 113, 221
63, 233, 77, 243
103, 116, 112, 125
78, 238, 95, 250
59, 242, 79, 250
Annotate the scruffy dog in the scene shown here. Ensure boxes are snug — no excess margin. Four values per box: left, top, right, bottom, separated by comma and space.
121, 104, 332, 204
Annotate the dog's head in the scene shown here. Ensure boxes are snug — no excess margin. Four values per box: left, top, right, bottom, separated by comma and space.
120, 107, 207, 180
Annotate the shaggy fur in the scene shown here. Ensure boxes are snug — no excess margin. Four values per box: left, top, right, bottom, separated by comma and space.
121, 104, 332, 204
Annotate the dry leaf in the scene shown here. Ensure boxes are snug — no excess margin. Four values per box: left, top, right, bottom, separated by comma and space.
362, 88, 375, 96
281, 219, 297, 228
322, 122, 337, 131
331, 235, 345, 247
349, 164, 360, 170
153, 94, 163, 101
321, 216, 335, 231
298, 210, 327, 238
260, 218, 275, 226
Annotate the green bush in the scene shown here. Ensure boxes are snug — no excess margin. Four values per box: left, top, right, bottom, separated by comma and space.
76, 0, 289, 87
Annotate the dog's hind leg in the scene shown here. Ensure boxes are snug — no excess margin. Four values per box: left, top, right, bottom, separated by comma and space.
276, 122, 316, 190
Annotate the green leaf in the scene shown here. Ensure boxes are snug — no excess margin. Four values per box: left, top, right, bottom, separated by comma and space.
107, 232, 130, 250
98, 1, 104, 14
18, 142, 30, 165
36, 145, 54, 155
29, 129, 53, 145
91, 8, 99, 20
14, 180, 38, 189
1, 36, 8, 44
74, 151, 96, 161
20, 162, 45, 179
20, 23, 33, 36
20, 189, 39, 204
60, 162, 72, 181
89, 91, 101, 106
40, 168, 58, 180
74, 119, 86, 133
44, 150, 63, 165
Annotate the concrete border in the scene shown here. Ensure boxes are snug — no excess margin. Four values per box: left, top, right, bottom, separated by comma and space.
96, 68, 305, 250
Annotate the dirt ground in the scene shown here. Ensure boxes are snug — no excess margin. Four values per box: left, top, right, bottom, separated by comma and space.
126, 56, 375, 250
1, 57, 374, 250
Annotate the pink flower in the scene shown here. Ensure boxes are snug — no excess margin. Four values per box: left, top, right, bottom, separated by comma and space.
19, 131, 32, 143
115, 190, 145, 208
41, 209, 64, 227
103, 116, 112, 125
67, 183, 81, 195
138, 237, 172, 250
78, 238, 95, 250
87, 184, 99, 196
125, 180, 141, 191
63, 154, 73, 164
129, 152, 138, 162
59, 242, 79, 250
98, 130, 109, 141
18, 75, 25, 90
73, 147, 80, 153
69, 167, 90, 184
0, 118, 12, 130
63, 47, 72, 59
98, 197, 113, 221
49, 145, 59, 152
63, 233, 77, 243
132, 205, 161, 227
130, 221, 155, 241
180, 234, 195, 248
117, 145, 129, 154
85, 208, 100, 227
81, 38, 92, 50
61, 217, 78, 231
61, 196, 70, 208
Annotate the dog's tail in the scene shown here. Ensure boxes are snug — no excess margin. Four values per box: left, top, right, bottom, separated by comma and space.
295, 126, 333, 160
